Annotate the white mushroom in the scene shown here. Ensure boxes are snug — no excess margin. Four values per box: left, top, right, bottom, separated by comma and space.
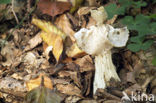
74, 24, 129, 93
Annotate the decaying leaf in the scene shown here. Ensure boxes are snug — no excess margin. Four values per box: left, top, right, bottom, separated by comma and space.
75, 55, 94, 72
65, 96, 82, 103
37, 0, 71, 17
77, 7, 96, 16
56, 84, 82, 97
55, 14, 76, 42
32, 18, 66, 61
0, 42, 20, 66
25, 85, 63, 103
58, 70, 82, 88
66, 43, 86, 58
23, 52, 45, 69
26, 73, 53, 91
0, 77, 26, 92
24, 32, 42, 51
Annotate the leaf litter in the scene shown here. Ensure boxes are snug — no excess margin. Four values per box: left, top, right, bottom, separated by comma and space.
0, 0, 156, 103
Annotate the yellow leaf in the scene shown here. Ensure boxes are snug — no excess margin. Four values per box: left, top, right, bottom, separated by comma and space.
66, 43, 86, 58
26, 73, 53, 91
40, 31, 63, 62
32, 18, 66, 40
32, 18, 65, 62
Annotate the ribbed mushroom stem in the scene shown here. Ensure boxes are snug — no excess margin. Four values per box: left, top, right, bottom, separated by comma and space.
94, 50, 120, 93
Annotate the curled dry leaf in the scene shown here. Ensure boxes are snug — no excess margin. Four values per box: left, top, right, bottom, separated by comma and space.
32, 18, 66, 62
37, 0, 71, 17
56, 84, 82, 97
26, 73, 53, 91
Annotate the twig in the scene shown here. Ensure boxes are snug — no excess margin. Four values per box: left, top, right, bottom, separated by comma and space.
141, 76, 155, 92
11, 0, 19, 24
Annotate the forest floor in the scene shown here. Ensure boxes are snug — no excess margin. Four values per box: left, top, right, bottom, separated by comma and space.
0, 0, 156, 103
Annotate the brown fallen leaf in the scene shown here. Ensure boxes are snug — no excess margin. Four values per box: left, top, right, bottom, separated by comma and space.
75, 55, 94, 72
37, 0, 71, 17
55, 14, 76, 42
1, 42, 20, 67
58, 71, 82, 88
24, 32, 42, 51
66, 43, 86, 58
26, 73, 53, 91
65, 96, 82, 103
56, 84, 82, 96
77, 7, 96, 16
126, 72, 136, 83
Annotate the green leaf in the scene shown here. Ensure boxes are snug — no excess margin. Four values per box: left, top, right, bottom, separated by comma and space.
127, 43, 141, 52
135, 14, 150, 24
105, 3, 118, 19
152, 56, 156, 66
141, 40, 153, 50
116, 6, 126, 15
130, 36, 144, 43
149, 14, 156, 20
118, 0, 133, 7
152, 0, 156, 4
121, 16, 133, 25
137, 24, 150, 36
0, 0, 11, 4
133, 1, 147, 8
25, 86, 63, 103
149, 22, 156, 35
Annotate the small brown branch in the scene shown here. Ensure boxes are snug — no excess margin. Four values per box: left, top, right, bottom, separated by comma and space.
11, 0, 19, 24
